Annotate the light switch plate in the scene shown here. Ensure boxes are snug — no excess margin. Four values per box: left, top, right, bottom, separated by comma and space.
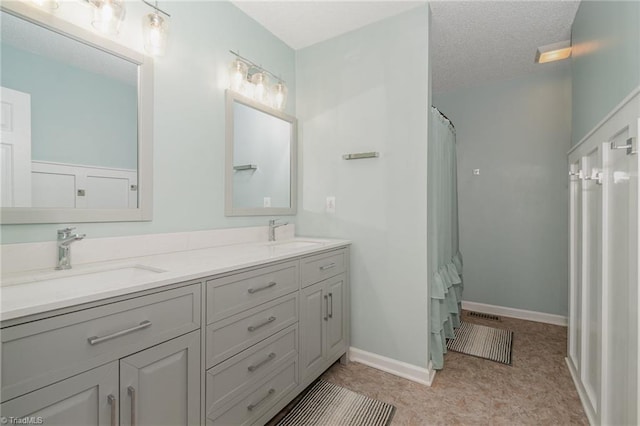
263, 197, 271, 207
326, 196, 336, 213
473, 169, 480, 175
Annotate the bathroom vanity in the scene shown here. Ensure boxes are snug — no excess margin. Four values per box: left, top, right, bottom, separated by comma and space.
0, 237, 350, 426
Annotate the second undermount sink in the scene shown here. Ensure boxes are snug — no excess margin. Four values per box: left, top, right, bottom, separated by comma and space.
267, 239, 325, 251
3, 264, 167, 288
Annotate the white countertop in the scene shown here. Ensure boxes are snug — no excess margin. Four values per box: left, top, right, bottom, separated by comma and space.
0, 237, 350, 322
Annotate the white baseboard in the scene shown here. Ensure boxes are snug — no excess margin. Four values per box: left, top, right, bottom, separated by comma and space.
565, 357, 597, 425
462, 301, 567, 326
348, 347, 436, 386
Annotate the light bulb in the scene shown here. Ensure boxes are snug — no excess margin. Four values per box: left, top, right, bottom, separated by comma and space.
228, 59, 248, 92
251, 72, 269, 104
143, 12, 169, 56
31, 0, 59, 10
271, 81, 288, 110
91, 0, 126, 36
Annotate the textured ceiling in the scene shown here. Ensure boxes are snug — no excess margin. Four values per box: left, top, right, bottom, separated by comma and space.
430, 1, 580, 93
233, 1, 580, 94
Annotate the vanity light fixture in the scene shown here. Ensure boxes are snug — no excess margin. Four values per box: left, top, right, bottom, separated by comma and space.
535, 40, 572, 64
228, 50, 288, 111
87, 0, 126, 36
141, 0, 170, 57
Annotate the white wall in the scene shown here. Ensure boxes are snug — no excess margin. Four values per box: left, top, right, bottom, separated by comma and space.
296, 6, 430, 368
434, 63, 572, 316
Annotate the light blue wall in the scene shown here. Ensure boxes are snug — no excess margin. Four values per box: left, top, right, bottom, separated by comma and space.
296, 6, 430, 368
1, 1, 296, 243
1, 43, 138, 169
571, 0, 640, 146
434, 63, 572, 316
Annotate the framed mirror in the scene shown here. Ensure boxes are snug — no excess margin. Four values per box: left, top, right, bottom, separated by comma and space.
0, 1, 153, 224
225, 90, 297, 216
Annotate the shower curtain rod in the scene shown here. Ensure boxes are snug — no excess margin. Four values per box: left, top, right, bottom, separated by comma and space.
431, 106, 455, 129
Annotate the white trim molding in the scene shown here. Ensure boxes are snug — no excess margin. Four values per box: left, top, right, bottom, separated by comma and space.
348, 347, 436, 386
462, 301, 567, 326
566, 358, 597, 425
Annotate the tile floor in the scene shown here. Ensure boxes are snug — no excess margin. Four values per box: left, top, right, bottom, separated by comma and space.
315, 312, 588, 425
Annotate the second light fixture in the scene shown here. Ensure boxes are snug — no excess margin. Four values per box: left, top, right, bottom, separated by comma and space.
228, 50, 288, 111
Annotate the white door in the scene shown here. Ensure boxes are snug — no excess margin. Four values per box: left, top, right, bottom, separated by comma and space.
1, 86, 31, 207
601, 129, 638, 425
581, 145, 602, 419
568, 159, 583, 373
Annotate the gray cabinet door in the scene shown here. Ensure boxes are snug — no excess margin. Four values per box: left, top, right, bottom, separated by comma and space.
119, 331, 200, 426
299, 281, 326, 380
0, 362, 118, 426
326, 275, 347, 360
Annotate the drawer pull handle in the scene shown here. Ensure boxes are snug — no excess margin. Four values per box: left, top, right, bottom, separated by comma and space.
107, 394, 117, 426
128, 386, 137, 426
328, 292, 333, 318
87, 320, 152, 345
320, 262, 336, 271
248, 316, 276, 332
248, 352, 276, 372
247, 388, 275, 411
248, 281, 277, 294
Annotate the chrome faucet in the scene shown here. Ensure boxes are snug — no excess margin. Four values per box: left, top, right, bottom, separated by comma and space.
268, 219, 288, 242
56, 227, 86, 270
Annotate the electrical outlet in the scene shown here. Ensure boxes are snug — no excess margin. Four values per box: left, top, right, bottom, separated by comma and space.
473, 169, 480, 175
263, 197, 271, 207
326, 196, 336, 214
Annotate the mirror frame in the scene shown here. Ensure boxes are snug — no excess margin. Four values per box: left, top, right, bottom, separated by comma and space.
0, 1, 153, 224
225, 90, 297, 216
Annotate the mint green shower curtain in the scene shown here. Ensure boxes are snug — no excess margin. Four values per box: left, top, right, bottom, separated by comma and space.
428, 107, 463, 370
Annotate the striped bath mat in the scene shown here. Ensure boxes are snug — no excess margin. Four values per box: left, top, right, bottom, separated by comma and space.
447, 322, 513, 365
276, 380, 395, 426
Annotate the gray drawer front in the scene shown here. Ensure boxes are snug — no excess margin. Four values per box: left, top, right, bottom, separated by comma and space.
1, 284, 200, 402
206, 325, 297, 411
206, 260, 298, 324
206, 360, 298, 426
300, 249, 346, 288
206, 294, 298, 368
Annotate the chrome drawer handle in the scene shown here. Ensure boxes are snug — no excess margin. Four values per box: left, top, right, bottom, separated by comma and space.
128, 386, 137, 426
107, 395, 117, 426
248, 352, 276, 372
88, 320, 151, 345
319, 262, 336, 271
248, 281, 277, 294
247, 388, 275, 411
248, 316, 276, 332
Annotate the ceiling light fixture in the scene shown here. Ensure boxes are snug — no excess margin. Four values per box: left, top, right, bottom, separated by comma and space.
228, 50, 288, 111
535, 40, 572, 64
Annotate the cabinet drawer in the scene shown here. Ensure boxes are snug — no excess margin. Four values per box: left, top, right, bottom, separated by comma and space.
206, 325, 297, 411
300, 249, 346, 288
1, 284, 200, 402
206, 294, 298, 368
207, 360, 298, 426
207, 260, 298, 324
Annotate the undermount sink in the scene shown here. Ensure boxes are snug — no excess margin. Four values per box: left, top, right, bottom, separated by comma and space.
3, 264, 166, 288
268, 240, 324, 251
